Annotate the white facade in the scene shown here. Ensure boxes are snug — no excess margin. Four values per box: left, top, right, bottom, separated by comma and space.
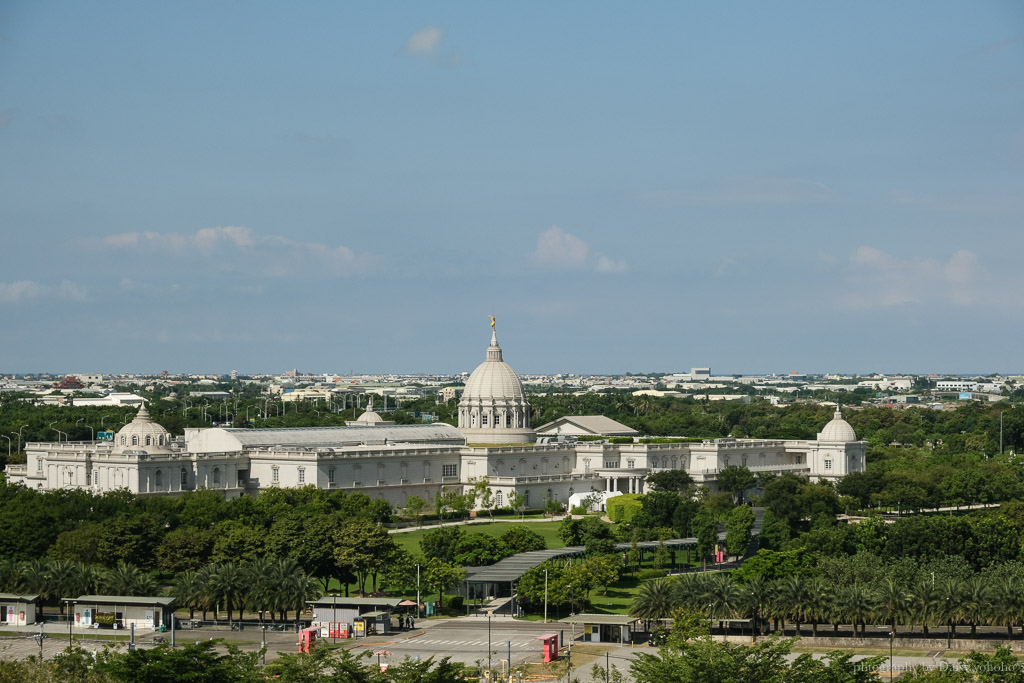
4, 326, 866, 506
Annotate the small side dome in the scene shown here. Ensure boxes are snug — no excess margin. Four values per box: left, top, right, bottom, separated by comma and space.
346, 396, 395, 427
114, 402, 172, 452
818, 408, 857, 442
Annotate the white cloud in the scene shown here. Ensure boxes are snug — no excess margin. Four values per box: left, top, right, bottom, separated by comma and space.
404, 26, 444, 55
596, 256, 629, 274
531, 226, 628, 275
532, 226, 590, 268
0, 280, 88, 304
100, 226, 362, 277
401, 26, 462, 67
840, 246, 987, 309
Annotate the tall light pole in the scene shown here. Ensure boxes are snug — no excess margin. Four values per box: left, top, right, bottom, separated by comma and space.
101, 415, 111, 428
17, 424, 29, 453
332, 593, 338, 644
85, 425, 95, 442
544, 569, 548, 624
889, 630, 894, 682
488, 611, 492, 675
416, 564, 421, 619
49, 421, 61, 442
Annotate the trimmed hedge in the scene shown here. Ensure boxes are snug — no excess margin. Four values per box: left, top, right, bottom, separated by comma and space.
606, 493, 643, 523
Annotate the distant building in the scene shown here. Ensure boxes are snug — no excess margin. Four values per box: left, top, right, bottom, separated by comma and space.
535, 416, 639, 438
6, 322, 866, 504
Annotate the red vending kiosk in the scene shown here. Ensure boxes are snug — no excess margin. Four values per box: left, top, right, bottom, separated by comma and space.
299, 626, 319, 653
536, 634, 559, 662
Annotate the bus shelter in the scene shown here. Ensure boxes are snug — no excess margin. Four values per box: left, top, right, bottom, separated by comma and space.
559, 614, 639, 644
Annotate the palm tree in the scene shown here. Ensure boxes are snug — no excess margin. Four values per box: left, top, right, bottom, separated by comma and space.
672, 573, 705, 613
103, 561, 148, 596
630, 578, 677, 623
17, 558, 51, 617
206, 563, 246, 625
937, 577, 964, 641
774, 575, 810, 636
805, 577, 833, 638
961, 576, 990, 636
989, 576, 1022, 640
908, 579, 941, 636
876, 577, 908, 636
195, 566, 217, 621
704, 573, 743, 633
173, 570, 206, 620
243, 558, 276, 624
72, 563, 103, 596
837, 584, 877, 637
46, 560, 77, 614
741, 577, 772, 638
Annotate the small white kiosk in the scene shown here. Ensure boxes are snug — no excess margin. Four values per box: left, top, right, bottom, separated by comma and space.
0, 594, 38, 626
71, 595, 175, 630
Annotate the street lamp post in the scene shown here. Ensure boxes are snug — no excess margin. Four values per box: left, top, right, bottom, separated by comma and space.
101, 415, 111, 428
16, 424, 29, 453
49, 421, 61, 441
889, 630, 894, 682
544, 568, 548, 624
85, 425, 95, 442
416, 564, 421, 619
332, 593, 338, 644
488, 611, 492, 675
67, 600, 73, 645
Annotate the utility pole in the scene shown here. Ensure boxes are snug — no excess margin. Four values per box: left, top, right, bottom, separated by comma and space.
543, 569, 548, 624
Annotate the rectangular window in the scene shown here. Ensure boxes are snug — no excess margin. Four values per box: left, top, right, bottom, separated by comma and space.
824, 459, 832, 470
298, 468, 305, 483
37, 458, 43, 473
442, 464, 457, 478
627, 459, 635, 469
482, 414, 488, 426
272, 467, 279, 483
328, 468, 335, 484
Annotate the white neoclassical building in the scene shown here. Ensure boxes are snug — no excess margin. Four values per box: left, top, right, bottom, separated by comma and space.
5, 323, 866, 507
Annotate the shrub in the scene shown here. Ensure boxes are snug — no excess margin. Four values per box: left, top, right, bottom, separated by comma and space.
609, 437, 634, 444
570, 505, 588, 515
444, 595, 464, 610
606, 494, 643, 523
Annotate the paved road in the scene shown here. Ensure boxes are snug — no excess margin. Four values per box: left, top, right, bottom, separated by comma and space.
0, 617, 1005, 680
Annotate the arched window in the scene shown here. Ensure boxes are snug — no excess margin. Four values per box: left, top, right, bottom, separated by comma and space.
157, 435, 163, 446
496, 490, 503, 507
742, 454, 748, 467
131, 435, 139, 446
120, 436, 126, 446
155, 470, 163, 487
145, 436, 151, 446
213, 467, 221, 485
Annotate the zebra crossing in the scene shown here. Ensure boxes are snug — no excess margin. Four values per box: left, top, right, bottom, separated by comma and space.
390, 637, 538, 652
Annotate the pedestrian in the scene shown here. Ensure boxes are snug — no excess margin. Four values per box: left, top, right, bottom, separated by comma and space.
410, 617, 415, 629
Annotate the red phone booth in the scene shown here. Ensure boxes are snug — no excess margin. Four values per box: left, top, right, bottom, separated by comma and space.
299, 626, 318, 653
537, 633, 559, 662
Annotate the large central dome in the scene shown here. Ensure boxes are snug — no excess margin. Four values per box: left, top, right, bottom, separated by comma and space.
458, 323, 535, 444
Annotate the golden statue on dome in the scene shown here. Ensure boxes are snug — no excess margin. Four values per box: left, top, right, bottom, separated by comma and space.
490, 315, 496, 329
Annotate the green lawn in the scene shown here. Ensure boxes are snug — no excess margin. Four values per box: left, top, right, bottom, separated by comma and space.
391, 520, 572, 556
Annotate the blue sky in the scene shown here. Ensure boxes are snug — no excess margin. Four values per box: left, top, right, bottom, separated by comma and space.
1, 2, 1022, 375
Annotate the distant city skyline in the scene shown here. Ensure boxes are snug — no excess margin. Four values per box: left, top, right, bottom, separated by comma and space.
1, 3, 1021, 374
